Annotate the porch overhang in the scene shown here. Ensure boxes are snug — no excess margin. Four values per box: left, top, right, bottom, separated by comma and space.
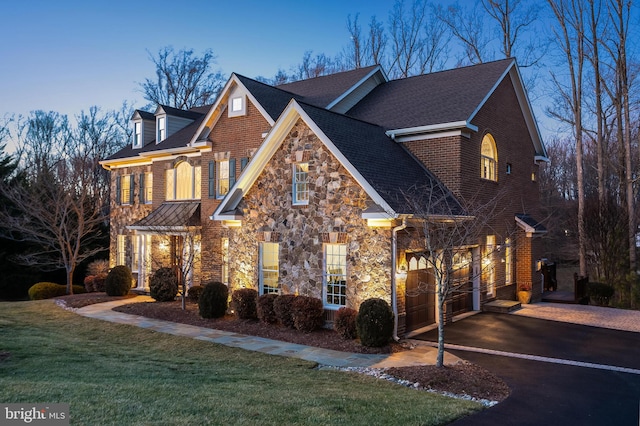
515, 213, 546, 237
128, 201, 201, 234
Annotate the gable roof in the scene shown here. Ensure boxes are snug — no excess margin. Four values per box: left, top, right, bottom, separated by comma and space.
347, 59, 513, 130
213, 99, 465, 220
277, 65, 381, 108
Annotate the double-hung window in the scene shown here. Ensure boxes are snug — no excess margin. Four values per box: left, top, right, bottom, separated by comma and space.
324, 243, 347, 308
293, 162, 309, 205
133, 122, 142, 148
259, 242, 279, 294
157, 117, 166, 142
140, 172, 152, 204
208, 159, 236, 199
117, 174, 133, 205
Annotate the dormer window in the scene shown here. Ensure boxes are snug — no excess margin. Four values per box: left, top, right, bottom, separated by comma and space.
157, 116, 166, 142
133, 122, 142, 149
228, 95, 246, 117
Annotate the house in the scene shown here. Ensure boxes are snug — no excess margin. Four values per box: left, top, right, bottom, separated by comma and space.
101, 58, 548, 336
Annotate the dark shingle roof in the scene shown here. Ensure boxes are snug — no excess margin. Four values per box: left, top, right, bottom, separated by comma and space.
105, 106, 208, 161
298, 102, 464, 216
347, 59, 513, 130
157, 104, 204, 120
134, 110, 155, 120
235, 75, 303, 121
277, 65, 379, 108
130, 202, 201, 229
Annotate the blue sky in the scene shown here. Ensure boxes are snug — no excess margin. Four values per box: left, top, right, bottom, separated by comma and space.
0, 0, 395, 120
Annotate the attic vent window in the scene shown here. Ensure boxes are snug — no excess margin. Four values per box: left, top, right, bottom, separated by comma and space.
228, 95, 246, 117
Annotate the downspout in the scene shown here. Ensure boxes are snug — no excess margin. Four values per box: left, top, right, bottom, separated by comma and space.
391, 217, 407, 342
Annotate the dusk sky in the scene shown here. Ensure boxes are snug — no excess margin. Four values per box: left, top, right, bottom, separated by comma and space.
1, 0, 397, 121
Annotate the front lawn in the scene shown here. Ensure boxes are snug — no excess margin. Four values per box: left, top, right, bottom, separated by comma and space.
0, 300, 482, 425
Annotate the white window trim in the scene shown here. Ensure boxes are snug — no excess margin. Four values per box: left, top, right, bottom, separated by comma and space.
216, 160, 230, 200
292, 162, 309, 206
165, 162, 201, 201
259, 242, 279, 295
228, 95, 246, 117
323, 243, 347, 309
133, 122, 142, 148
157, 116, 166, 142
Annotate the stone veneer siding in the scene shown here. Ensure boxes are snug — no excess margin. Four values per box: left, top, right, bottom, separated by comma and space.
226, 118, 393, 310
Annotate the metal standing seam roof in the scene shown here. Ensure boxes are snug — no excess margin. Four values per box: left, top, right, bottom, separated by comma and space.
129, 202, 201, 230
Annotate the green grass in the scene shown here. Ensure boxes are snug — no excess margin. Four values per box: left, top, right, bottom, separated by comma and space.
0, 300, 482, 425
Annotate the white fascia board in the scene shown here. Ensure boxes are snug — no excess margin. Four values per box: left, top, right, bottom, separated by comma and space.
467, 59, 547, 159
139, 148, 200, 160
188, 74, 275, 147
211, 100, 301, 220
326, 66, 387, 110
386, 121, 478, 140
99, 157, 152, 170
295, 104, 397, 217
535, 155, 550, 164
212, 99, 398, 221
391, 129, 470, 143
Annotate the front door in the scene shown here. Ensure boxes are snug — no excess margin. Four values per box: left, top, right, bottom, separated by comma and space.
405, 252, 436, 332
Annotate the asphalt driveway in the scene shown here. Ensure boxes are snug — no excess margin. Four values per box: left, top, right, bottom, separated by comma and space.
412, 312, 640, 425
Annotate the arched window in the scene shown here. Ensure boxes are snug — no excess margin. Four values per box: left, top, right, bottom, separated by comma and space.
481, 134, 497, 181
165, 161, 201, 200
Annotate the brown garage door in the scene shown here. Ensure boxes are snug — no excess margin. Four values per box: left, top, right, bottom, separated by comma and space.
405, 253, 436, 332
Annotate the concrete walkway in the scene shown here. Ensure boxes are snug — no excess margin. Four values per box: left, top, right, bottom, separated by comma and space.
512, 302, 640, 333
75, 296, 462, 368
74, 297, 640, 369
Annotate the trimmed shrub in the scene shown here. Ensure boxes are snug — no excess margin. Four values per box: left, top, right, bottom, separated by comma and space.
149, 267, 179, 302
105, 265, 133, 296
334, 307, 358, 340
187, 285, 204, 303
273, 294, 297, 328
199, 281, 229, 319
588, 282, 614, 306
232, 288, 258, 320
291, 295, 324, 333
28, 283, 85, 300
257, 294, 279, 324
84, 274, 107, 293
356, 298, 394, 347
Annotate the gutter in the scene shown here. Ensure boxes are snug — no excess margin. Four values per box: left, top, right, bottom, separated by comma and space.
391, 217, 407, 342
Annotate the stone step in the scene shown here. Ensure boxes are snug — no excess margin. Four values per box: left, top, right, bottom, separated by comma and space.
482, 299, 522, 313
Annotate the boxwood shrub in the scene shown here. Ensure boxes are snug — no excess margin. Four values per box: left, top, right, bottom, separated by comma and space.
199, 281, 229, 319
273, 294, 297, 328
356, 298, 394, 347
291, 295, 324, 333
257, 294, 279, 324
187, 285, 204, 303
334, 307, 358, 340
149, 267, 179, 302
232, 288, 258, 320
105, 265, 132, 296
28, 282, 85, 300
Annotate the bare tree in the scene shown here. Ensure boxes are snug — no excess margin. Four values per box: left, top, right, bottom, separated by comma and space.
435, 2, 491, 65
140, 46, 226, 110
388, 0, 449, 78
0, 109, 123, 293
481, 0, 544, 67
403, 182, 510, 367
547, 0, 588, 277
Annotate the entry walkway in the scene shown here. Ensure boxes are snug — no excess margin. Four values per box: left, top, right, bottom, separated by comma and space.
75, 297, 462, 368
74, 297, 640, 369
